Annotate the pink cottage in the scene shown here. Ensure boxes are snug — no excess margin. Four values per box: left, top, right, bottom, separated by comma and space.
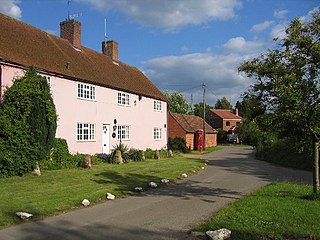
0, 13, 167, 154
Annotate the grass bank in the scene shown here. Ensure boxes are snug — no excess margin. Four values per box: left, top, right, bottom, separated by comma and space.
196, 182, 320, 239
0, 156, 204, 228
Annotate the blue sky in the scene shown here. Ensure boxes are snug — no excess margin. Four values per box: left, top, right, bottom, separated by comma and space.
0, 0, 319, 106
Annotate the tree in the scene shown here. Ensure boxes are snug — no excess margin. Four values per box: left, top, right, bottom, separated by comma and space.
164, 91, 191, 114
239, 11, 320, 193
215, 97, 233, 110
0, 67, 57, 177
193, 102, 212, 118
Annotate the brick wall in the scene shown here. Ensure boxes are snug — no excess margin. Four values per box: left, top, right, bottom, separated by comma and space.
168, 113, 186, 139
206, 133, 217, 147
186, 133, 194, 149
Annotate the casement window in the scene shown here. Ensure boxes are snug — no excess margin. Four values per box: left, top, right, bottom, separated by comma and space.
226, 121, 231, 126
40, 75, 51, 88
77, 123, 95, 141
117, 92, 130, 106
117, 125, 130, 140
154, 100, 162, 111
77, 83, 96, 100
154, 128, 162, 140
44, 76, 51, 87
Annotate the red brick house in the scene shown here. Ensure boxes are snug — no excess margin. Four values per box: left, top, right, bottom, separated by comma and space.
168, 112, 217, 150
206, 109, 242, 133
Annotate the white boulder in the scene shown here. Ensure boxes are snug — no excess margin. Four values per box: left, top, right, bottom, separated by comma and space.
81, 199, 90, 207
149, 182, 158, 188
161, 179, 170, 184
106, 193, 115, 200
16, 212, 33, 220
181, 173, 188, 178
206, 228, 231, 240
134, 187, 143, 192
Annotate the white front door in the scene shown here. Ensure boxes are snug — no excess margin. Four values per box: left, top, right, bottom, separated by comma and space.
102, 124, 110, 154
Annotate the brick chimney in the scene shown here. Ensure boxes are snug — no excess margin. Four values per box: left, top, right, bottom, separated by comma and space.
102, 40, 118, 63
60, 20, 81, 48
233, 108, 239, 116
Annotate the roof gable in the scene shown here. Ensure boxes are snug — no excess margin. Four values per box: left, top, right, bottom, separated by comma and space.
209, 109, 242, 120
0, 13, 166, 102
170, 112, 217, 133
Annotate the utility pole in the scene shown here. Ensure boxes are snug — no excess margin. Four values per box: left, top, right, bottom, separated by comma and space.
191, 94, 194, 112
202, 81, 206, 150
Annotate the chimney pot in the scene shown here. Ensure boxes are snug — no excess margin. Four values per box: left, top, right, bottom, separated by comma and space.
60, 20, 81, 48
102, 40, 119, 62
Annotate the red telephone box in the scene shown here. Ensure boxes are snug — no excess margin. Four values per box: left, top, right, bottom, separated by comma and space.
195, 129, 204, 151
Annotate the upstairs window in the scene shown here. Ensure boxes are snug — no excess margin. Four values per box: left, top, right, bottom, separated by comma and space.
118, 92, 130, 106
77, 83, 96, 100
77, 123, 95, 141
40, 75, 51, 88
117, 125, 130, 140
154, 128, 162, 140
154, 100, 162, 111
226, 121, 231, 126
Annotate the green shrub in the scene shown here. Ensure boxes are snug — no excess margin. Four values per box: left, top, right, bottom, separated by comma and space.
256, 138, 312, 171
0, 67, 57, 177
127, 149, 144, 161
168, 137, 190, 153
51, 138, 70, 161
144, 148, 155, 159
108, 143, 130, 163
217, 130, 227, 143
40, 153, 83, 170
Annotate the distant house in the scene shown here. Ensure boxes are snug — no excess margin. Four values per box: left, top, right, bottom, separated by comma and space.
206, 109, 242, 133
168, 112, 217, 150
0, 13, 167, 154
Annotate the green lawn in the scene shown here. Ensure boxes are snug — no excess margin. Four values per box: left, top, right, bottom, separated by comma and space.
189, 146, 223, 155
0, 156, 204, 228
196, 182, 320, 240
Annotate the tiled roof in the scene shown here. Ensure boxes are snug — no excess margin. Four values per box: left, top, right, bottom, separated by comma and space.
209, 109, 242, 120
170, 112, 217, 133
0, 13, 166, 101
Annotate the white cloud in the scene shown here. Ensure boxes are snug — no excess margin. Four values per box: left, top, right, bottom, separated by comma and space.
300, 6, 320, 23
76, 0, 242, 31
0, 0, 21, 19
143, 51, 254, 105
270, 23, 287, 40
222, 37, 267, 54
273, 10, 289, 19
250, 20, 274, 33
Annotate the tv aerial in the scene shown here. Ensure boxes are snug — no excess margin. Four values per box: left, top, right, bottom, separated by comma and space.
67, 0, 82, 21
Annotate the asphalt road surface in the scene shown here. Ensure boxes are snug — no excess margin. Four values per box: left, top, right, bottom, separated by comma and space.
0, 146, 311, 240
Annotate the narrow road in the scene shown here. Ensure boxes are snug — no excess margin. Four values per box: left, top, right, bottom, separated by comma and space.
0, 146, 311, 240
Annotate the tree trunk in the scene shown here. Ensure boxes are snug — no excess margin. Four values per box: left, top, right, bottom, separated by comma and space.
313, 140, 320, 194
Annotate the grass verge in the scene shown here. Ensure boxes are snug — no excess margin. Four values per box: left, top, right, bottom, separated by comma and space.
195, 182, 320, 239
189, 146, 223, 155
0, 156, 204, 229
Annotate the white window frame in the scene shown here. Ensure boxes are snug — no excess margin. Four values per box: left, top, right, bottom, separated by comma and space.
40, 74, 51, 88
154, 100, 162, 111
77, 82, 96, 101
117, 92, 130, 106
154, 127, 162, 140
77, 123, 95, 141
117, 125, 130, 140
